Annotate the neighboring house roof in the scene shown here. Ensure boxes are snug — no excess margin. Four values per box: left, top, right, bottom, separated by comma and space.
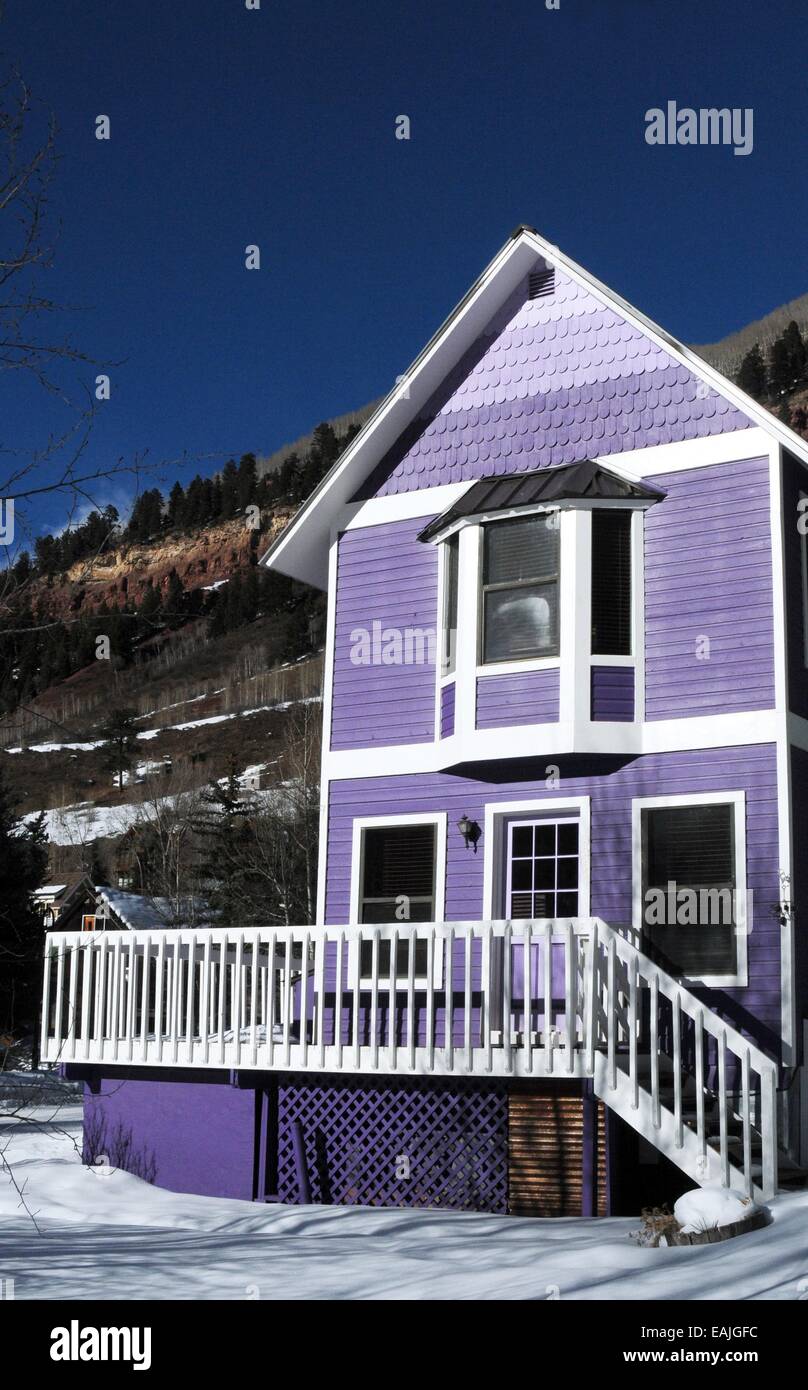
261, 226, 808, 589
33, 884, 68, 900
93, 887, 214, 931
417, 459, 664, 543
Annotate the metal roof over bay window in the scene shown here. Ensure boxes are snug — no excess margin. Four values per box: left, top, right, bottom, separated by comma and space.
417, 460, 665, 544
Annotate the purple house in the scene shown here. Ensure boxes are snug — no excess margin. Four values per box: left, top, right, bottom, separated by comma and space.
45, 228, 808, 1215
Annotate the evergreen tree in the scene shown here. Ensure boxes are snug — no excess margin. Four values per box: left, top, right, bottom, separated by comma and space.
164, 569, 186, 627
0, 769, 48, 1035
782, 320, 807, 383
167, 480, 186, 529
101, 707, 140, 790
736, 343, 767, 399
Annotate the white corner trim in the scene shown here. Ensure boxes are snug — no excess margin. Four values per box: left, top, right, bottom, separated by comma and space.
630, 790, 748, 990
482, 796, 591, 920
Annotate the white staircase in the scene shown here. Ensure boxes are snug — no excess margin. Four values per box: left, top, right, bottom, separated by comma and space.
586, 921, 779, 1201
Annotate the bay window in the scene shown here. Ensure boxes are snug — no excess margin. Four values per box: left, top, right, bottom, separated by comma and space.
591, 509, 632, 656
480, 513, 560, 664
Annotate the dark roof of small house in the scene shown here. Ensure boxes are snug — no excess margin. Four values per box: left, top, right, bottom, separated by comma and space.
417, 459, 665, 543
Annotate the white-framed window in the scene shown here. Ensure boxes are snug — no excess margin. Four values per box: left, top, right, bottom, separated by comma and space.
482, 796, 591, 920
506, 817, 580, 918
591, 508, 632, 656
349, 813, 447, 984
631, 792, 748, 988
480, 513, 560, 664
441, 532, 458, 676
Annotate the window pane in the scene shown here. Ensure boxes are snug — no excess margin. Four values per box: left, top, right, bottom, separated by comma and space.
533, 891, 554, 916
484, 583, 558, 662
361, 824, 436, 922
442, 534, 459, 675
511, 891, 532, 917
557, 822, 579, 854
534, 858, 556, 890
511, 859, 533, 891
557, 857, 578, 889
534, 824, 555, 856
642, 804, 736, 976
591, 510, 632, 656
484, 514, 558, 586
557, 892, 578, 915
512, 825, 533, 857
360, 939, 429, 977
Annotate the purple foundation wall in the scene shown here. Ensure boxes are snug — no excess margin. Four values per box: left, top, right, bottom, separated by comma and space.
80, 1068, 257, 1200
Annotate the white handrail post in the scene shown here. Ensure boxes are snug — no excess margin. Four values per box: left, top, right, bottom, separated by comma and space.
607, 935, 616, 1090
673, 992, 682, 1148
464, 926, 473, 1073
40, 937, 53, 1063
543, 922, 552, 1075
718, 1030, 729, 1187
760, 1065, 778, 1200
388, 928, 398, 1072
742, 1048, 753, 1199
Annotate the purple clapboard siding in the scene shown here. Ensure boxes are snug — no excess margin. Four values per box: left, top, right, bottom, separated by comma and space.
476, 667, 560, 728
82, 1070, 256, 1199
440, 681, 455, 737
355, 271, 755, 500
781, 451, 808, 720
325, 743, 781, 1053
591, 666, 634, 721
643, 458, 775, 721
331, 517, 437, 749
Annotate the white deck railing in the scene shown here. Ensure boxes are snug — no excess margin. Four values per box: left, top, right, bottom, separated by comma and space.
41, 917, 780, 1198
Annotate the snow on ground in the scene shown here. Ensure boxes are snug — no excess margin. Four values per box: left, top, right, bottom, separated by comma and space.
0, 1090, 806, 1300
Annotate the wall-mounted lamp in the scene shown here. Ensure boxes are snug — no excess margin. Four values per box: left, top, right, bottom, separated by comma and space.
456, 814, 481, 853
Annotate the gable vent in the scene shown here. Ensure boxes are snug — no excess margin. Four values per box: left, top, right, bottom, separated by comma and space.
528, 267, 555, 300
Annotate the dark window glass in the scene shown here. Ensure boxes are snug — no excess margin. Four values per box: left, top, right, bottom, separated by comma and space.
482, 514, 559, 663
442, 534, 459, 675
591, 510, 632, 656
506, 818, 580, 920
360, 824, 436, 924
641, 804, 736, 976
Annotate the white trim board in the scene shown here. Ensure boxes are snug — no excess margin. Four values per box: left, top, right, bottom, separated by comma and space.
322, 711, 779, 781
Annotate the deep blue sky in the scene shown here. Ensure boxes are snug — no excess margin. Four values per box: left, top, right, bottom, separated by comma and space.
4, 0, 808, 537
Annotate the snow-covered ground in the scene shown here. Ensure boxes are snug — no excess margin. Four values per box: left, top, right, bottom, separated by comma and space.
1, 1091, 806, 1300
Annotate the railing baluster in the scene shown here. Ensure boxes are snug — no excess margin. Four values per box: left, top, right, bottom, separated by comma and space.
482, 925, 492, 1074
218, 933, 228, 1065
299, 930, 310, 1068
110, 935, 121, 1063
156, 935, 165, 1062
171, 937, 181, 1063
503, 923, 512, 1073
251, 936, 260, 1068
742, 1048, 753, 1199
80, 939, 93, 1060
140, 935, 151, 1060
760, 1065, 778, 1200
335, 931, 344, 1071
522, 923, 532, 1075
234, 934, 244, 1067
388, 928, 398, 1072
283, 934, 293, 1067
126, 935, 136, 1062
426, 929, 435, 1072
201, 935, 211, 1065
184, 935, 196, 1065
94, 935, 107, 1052
267, 931, 277, 1068
464, 927, 473, 1073
650, 974, 660, 1127
585, 922, 597, 1077
673, 992, 682, 1148
40, 938, 53, 1063
370, 930, 380, 1070
54, 936, 66, 1058
352, 929, 362, 1070
407, 930, 416, 1072
565, 922, 574, 1075
316, 931, 326, 1069
695, 1008, 706, 1166
718, 1030, 729, 1187
607, 935, 616, 1090
629, 952, 638, 1109
544, 921, 552, 1075
445, 926, 454, 1072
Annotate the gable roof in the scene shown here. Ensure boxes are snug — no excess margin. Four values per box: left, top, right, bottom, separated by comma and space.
261, 226, 808, 588
417, 459, 664, 544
